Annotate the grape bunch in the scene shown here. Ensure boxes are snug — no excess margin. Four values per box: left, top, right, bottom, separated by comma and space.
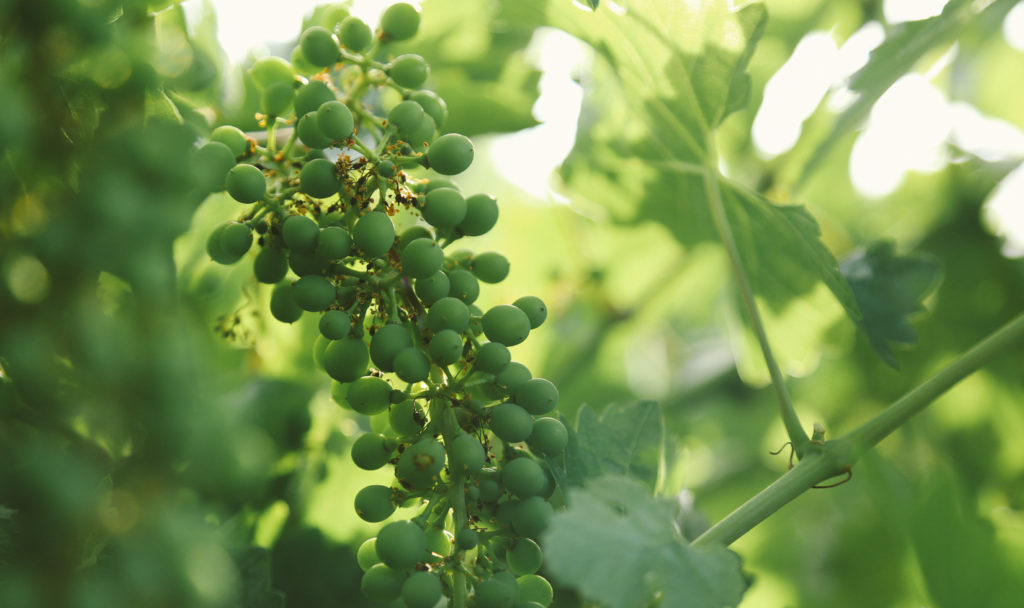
199, 4, 564, 607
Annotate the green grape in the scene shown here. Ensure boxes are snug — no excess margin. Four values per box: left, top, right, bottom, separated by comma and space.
330, 379, 350, 410
210, 125, 249, 158
351, 433, 395, 470
370, 324, 413, 372
479, 477, 502, 503
270, 281, 304, 323
314, 225, 351, 260
250, 56, 294, 89
506, 539, 543, 576
388, 400, 422, 436
289, 251, 326, 276
427, 328, 463, 365
292, 275, 334, 312
475, 578, 516, 608
400, 238, 443, 279
322, 337, 369, 382
254, 246, 288, 283
517, 575, 553, 607
527, 417, 567, 456
282, 214, 320, 253
361, 563, 405, 602
456, 527, 479, 550
401, 571, 442, 608
339, 15, 372, 51
294, 80, 335, 116
319, 3, 350, 27
488, 403, 532, 443
357, 538, 380, 572
414, 271, 450, 306
472, 252, 510, 283
393, 346, 430, 383
346, 376, 392, 415
299, 26, 340, 67
397, 225, 434, 251
448, 433, 485, 475
513, 296, 546, 329
193, 141, 235, 193
482, 304, 531, 346
424, 177, 462, 193
225, 164, 266, 203
299, 158, 340, 198
502, 457, 546, 498
378, 159, 397, 178
405, 113, 436, 153
389, 54, 429, 89
474, 342, 511, 374
455, 194, 497, 238
319, 309, 350, 340
410, 90, 447, 128
426, 297, 470, 333
514, 378, 558, 415
297, 112, 333, 149
421, 187, 466, 228
380, 2, 421, 41
316, 100, 353, 140
427, 133, 473, 175
496, 362, 532, 391
446, 268, 479, 304
353, 212, 395, 258
206, 223, 238, 264
388, 99, 425, 140
396, 437, 445, 486
354, 485, 395, 522
510, 496, 553, 538
375, 520, 426, 571
219, 222, 252, 258
291, 44, 320, 76
261, 81, 294, 117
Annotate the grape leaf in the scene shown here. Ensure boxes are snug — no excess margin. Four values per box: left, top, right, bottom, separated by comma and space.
839, 241, 943, 367
543, 475, 748, 608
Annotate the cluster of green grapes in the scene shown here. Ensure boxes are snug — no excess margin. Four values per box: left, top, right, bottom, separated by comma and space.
197, 4, 565, 607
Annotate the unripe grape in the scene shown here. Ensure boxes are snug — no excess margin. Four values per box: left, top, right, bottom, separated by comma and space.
482, 304, 531, 346
378, 159, 397, 178
405, 113, 436, 153
350, 433, 395, 470
261, 81, 294, 117
380, 2, 421, 41
270, 282, 303, 323
388, 400, 421, 436
506, 538, 543, 576
289, 251, 326, 276
458, 193, 499, 236
250, 56, 294, 89
527, 417, 567, 456
314, 225, 351, 260
427, 133, 473, 175
297, 112, 333, 149
514, 378, 558, 415
502, 457, 546, 498
193, 141, 236, 192
426, 297, 470, 333
346, 376, 392, 415
361, 563, 405, 602
254, 246, 288, 283
370, 324, 413, 372
414, 271, 450, 306
511, 496, 553, 538
292, 275, 335, 311
294, 80, 335, 116
322, 337, 369, 382
428, 328, 463, 365
298, 158, 338, 198
456, 527, 479, 550
489, 403, 532, 443
393, 346, 430, 383
339, 15, 372, 51
397, 225, 433, 251
388, 100, 425, 140
316, 100, 353, 140
300, 26, 340, 67
282, 214, 320, 253
376, 520, 426, 571
402, 571, 442, 608
410, 90, 447, 128
291, 44, 320, 76
397, 437, 446, 481
400, 237, 443, 279
219, 222, 252, 258
446, 268, 479, 304
225, 164, 266, 203
472, 252, 510, 283
206, 223, 238, 264
357, 538, 380, 572
210, 125, 249, 158
474, 342, 511, 374
353, 212, 395, 258
517, 575, 553, 607
422, 187, 466, 228
476, 578, 516, 608
496, 362, 532, 391
319, 309, 350, 340
354, 485, 395, 522
389, 54, 429, 89
479, 477, 502, 503
448, 433, 485, 475
513, 296, 547, 329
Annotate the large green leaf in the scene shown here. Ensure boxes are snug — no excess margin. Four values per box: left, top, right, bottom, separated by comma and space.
543, 475, 748, 608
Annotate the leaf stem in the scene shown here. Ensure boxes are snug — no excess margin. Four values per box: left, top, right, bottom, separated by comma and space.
701, 144, 810, 457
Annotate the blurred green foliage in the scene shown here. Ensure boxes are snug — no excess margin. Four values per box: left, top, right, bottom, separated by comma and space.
2, 0, 1023, 607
